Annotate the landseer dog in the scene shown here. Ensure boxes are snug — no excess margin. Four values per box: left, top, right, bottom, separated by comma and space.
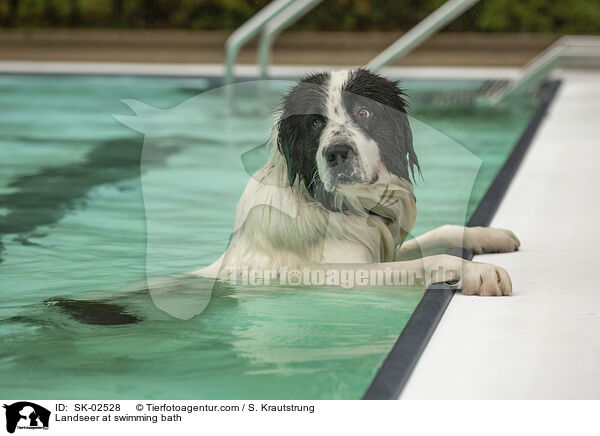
194, 68, 520, 295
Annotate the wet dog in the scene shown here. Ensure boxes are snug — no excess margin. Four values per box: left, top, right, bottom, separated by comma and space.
194, 68, 519, 296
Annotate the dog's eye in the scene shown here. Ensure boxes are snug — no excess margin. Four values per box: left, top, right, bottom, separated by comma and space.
357, 108, 370, 120
312, 118, 324, 129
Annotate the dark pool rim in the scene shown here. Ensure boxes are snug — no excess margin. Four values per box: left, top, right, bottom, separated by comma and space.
362, 79, 563, 400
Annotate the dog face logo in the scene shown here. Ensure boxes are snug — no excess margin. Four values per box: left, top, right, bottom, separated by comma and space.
3, 402, 50, 434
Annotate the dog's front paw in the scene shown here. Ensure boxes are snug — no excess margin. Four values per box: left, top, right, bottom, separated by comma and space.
424, 255, 512, 296
464, 226, 520, 254
461, 261, 512, 296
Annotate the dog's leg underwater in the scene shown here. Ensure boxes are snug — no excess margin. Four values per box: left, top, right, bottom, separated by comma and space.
42, 274, 220, 326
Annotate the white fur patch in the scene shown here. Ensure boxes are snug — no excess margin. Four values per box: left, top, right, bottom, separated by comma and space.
317, 69, 381, 192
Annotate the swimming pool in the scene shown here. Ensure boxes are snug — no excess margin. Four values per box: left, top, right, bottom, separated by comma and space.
0, 74, 540, 399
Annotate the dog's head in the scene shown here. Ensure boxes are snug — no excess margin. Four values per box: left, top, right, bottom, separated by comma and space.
277, 68, 419, 211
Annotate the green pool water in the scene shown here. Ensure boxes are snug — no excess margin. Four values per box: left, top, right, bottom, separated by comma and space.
0, 74, 538, 399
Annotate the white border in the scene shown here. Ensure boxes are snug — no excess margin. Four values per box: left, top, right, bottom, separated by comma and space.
0, 60, 522, 80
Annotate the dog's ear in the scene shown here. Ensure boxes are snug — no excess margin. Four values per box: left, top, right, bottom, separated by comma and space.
277, 75, 329, 190
387, 108, 420, 182
277, 113, 323, 191
391, 82, 420, 181
277, 114, 301, 187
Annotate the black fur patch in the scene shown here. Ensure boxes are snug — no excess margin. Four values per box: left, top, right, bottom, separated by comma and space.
342, 68, 420, 181
277, 72, 328, 190
46, 297, 142, 325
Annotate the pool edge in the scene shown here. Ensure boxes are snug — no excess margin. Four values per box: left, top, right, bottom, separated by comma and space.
362, 79, 563, 400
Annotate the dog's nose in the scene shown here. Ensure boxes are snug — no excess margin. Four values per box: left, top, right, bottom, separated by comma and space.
324, 144, 354, 167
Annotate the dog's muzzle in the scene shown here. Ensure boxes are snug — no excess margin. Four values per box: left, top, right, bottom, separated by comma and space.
324, 143, 353, 168
323, 142, 363, 185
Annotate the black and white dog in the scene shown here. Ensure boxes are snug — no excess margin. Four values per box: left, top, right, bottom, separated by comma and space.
194, 68, 519, 295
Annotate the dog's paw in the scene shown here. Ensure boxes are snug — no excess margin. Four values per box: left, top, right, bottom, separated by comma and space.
461, 261, 512, 296
424, 255, 512, 296
464, 226, 520, 254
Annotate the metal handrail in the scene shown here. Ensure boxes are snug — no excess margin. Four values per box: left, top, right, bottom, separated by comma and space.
225, 0, 599, 108
367, 0, 480, 72
486, 36, 600, 104
258, 0, 325, 79
226, 0, 481, 83
223, 0, 296, 86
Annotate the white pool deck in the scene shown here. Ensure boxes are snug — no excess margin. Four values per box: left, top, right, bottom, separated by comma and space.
2, 62, 598, 399
402, 69, 600, 399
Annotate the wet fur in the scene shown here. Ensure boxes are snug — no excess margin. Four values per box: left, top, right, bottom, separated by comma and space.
195, 68, 520, 297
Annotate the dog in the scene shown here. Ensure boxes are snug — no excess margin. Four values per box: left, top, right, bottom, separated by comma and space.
192, 68, 520, 296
